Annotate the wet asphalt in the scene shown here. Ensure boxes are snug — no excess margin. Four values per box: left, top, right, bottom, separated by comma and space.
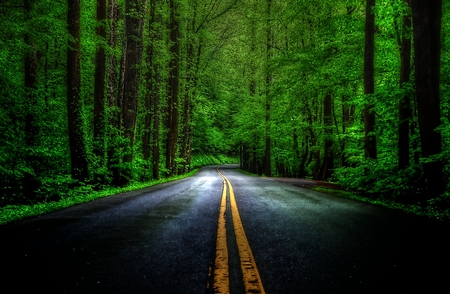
1, 165, 449, 293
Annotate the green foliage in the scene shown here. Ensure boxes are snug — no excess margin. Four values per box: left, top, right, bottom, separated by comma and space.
1, 0, 449, 216
0, 168, 199, 225
334, 158, 423, 202
191, 153, 238, 168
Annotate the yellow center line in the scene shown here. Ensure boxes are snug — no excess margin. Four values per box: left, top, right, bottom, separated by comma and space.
214, 169, 266, 294
212, 176, 229, 293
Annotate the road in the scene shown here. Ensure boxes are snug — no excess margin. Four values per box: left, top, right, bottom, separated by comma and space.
1, 165, 449, 293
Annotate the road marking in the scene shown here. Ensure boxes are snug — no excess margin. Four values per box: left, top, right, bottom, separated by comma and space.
214, 169, 266, 294
212, 176, 229, 293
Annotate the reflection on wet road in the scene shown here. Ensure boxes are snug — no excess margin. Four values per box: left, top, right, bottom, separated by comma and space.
1, 164, 449, 293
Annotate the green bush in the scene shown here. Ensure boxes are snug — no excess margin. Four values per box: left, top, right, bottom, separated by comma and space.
334, 158, 423, 203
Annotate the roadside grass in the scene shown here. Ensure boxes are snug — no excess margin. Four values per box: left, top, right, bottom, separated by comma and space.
0, 169, 199, 225
0, 153, 238, 226
236, 169, 450, 221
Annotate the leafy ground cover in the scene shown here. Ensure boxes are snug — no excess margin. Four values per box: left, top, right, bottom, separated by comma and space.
0, 169, 198, 225
0, 154, 238, 225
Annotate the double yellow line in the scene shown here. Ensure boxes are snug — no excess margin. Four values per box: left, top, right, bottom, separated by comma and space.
212, 168, 266, 294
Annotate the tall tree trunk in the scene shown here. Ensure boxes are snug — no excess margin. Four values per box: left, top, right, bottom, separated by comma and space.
179, 82, 191, 174
24, 0, 41, 196
398, 0, 412, 170
24, 0, 38, 146
293, 128, 300, 177
299, 136, 309, 178
246, 0, 258, 175
341, 95, 350, 167
305, 100, 320, 179
142, 0, 156, 178
240, 143, 243, 169
264, 0, 272, 177
106, 0, 120, 184
93, 0, 107, 165
152, 89, 160, 179
67, 0, 89, 181
411, 0, 445, 197
320, 93, 334, 180
252, 141, 258, 175
179, 13, 197, 174
243, 143, 250, 171
120, 0, 147, 184
166, 0, 180, 175
364, 0, 377, 159
151, 0, 163, 180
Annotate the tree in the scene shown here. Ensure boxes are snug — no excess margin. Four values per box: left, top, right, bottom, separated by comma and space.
142, 0, 155, 179
93, 0, 107, 163
120, 0, 147, 184
1, 0, 449, 209
106, 0, 120, 184
67, 0, 89, 181
166, 0, 180, 175
264, 0, 272, 177
364, 0, 377, 159
151, 0, 163, 180
320, 93, 334, 180
411, 0, 445, 197
24, 0, 42, 196
398, 0, 412, 170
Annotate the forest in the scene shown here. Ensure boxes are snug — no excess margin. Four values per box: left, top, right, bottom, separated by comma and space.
0, 0, 449, 216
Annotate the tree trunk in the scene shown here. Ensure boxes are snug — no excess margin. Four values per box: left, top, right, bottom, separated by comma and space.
264, 0, 272, 177
364, 0, 377, 159
24, 0, 41, 196
252, 142, 258, 175
179, 88, 191, 174
240, 143, 243, 170
320, 93, 334, 181
148, 0, 162, 180
106, 0, 120, 184
166, 0, 180, 175
120, 0, 147, 184
179, 42, 195, 174
293, 128, 300, 177
411, 0, 445, 197
398, 0, 412, 170
243, 143, 250, 171
67, 0, 89, 181
24, 0, 38, 146
305, 100, 320, 179
341, 95, 350, 167
93, 0, 107, 164
298, 136, 309, 178
142, 0, 156, 178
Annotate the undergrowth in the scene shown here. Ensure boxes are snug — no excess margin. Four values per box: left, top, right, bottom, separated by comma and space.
190, 153, 238, 167
0, 169, 199, 225
0, 153, 238, 225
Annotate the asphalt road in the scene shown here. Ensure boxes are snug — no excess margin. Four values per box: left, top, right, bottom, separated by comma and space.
1, 165, 449, 293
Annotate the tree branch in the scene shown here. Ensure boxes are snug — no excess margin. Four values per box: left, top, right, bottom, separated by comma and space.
196, 0, 238, 33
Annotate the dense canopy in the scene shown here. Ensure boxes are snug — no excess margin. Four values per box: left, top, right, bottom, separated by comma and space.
0, 0, 449, 212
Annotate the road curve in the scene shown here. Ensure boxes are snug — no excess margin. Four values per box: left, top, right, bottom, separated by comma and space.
1, 165, 449, 293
